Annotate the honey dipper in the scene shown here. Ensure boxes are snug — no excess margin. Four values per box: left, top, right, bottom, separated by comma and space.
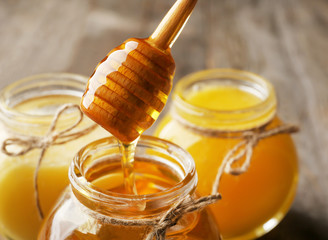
81, 0, 198, 143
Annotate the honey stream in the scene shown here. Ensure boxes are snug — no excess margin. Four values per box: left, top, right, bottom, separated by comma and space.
118, 139, 139, 195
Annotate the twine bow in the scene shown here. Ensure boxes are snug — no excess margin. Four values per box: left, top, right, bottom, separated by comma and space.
211, 124, 299, 194
145, 194, 221, 240
1, 103, 97, 219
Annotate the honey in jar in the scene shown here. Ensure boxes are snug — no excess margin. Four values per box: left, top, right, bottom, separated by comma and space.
38, 136, 221, 240
0, 73, 108, 240
155, 69, 299, 239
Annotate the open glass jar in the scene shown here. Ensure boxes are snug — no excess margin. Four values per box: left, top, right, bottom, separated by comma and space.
0, 73, 108, 240
38, 136, 220, 240
155, 69, 299, 239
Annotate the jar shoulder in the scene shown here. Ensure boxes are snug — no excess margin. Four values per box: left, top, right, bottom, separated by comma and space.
39, 189, 221, 240
155, 115, 297, 152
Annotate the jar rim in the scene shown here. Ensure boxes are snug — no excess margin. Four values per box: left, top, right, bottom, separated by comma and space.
172, 68, 277, 131
70, 135, 197, 215
0, 73, 88, 121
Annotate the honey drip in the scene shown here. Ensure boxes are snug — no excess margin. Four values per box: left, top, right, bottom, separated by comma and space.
81, 0, 197, 195
118, 139, 139, 195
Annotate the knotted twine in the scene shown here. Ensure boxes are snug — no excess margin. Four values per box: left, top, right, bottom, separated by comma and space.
1, 103, 98, 219
173, 115, 299, 193
94, 194, 221, 240
210, 124, 299, 194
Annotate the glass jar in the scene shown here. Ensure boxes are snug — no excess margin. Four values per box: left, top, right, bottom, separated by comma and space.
0, 73, 108, 240
38, 136, 221, 240
154, 69, 299, 239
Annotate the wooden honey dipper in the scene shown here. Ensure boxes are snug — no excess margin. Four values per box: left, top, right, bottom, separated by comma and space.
81, 0, 198, 143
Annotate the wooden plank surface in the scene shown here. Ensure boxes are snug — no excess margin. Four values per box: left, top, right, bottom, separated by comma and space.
0, 0, 327, 239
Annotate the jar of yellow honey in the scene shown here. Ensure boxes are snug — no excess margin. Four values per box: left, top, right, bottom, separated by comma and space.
155, 69, 299, 239
38, 135, 221, 239
0, 73, 108, 240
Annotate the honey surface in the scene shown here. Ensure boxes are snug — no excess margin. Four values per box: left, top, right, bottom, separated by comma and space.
91, 157, 180, 195
187, 86, 263, 110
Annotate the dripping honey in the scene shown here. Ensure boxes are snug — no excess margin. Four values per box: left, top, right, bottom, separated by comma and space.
117, 139, 139, 194
80, 38, 176, 195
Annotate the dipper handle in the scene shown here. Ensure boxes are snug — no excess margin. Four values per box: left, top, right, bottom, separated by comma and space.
149, 0, 198, 50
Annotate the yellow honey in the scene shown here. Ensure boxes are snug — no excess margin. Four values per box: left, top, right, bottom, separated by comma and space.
0, 74, 108, 240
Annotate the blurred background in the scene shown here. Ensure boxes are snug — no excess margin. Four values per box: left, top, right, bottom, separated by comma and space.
0, 0, 327, 239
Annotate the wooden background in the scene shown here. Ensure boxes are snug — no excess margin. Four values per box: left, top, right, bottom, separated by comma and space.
1, 0, 327, 239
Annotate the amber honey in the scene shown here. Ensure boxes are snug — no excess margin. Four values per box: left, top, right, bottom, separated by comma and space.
92, 157, 178, 195
155, 69, 299, 239
38, 136, 221, 240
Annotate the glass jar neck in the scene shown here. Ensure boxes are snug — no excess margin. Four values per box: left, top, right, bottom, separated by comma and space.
0, 73, 90, 137
172, 69, 277, 132
70, 135, 197, 219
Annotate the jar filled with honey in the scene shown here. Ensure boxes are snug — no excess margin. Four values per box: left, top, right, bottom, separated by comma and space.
38, 135, 220, 239
155, 69, 299, 239
0, 73, 108, 240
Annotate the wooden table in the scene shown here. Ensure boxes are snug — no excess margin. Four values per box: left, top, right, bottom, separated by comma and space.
1, 0, 327, 239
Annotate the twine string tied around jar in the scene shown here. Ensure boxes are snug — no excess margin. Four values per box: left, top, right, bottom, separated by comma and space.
211, 124, 299, 194
1, 103, 98, 219
95, 193, 221, 240
145, 194, 221, 240
173, 113, 299, 195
